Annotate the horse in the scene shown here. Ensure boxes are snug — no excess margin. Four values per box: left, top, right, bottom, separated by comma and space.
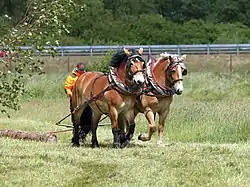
120, 52, 188, 145
71, 51, 146, 148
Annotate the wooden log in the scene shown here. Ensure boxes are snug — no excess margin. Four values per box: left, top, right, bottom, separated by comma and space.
0, 130, 57, 143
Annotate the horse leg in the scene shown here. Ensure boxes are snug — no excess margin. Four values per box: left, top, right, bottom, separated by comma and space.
125, 108, 136, 142
72, 123, 80, 147
109, 106, 120, 148
91, 112, 101, 148
71, 109, 81, 147
80, 105, 93, 144
118, 114, 127, 145
157, 108, 170, 145
138, 108, 156, 141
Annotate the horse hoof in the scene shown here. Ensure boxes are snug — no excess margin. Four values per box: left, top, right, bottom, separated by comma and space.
120, 136, 127, 145
113, 143, 121, 149
121, 140, 130, 148
138, 134, 142, 140
157, 140, 165, 147
91, 143, 100, 148
72, 143, 80, 147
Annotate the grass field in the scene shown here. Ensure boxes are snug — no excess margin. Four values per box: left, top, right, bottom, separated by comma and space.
1, 60, 250, 186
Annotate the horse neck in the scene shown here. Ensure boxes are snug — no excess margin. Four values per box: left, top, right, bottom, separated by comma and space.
153, 58, 171, 86
117, 62, 130, 86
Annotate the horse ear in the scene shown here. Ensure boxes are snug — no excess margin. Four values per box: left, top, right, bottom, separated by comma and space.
138, 48, 143, 55
180, 54, 187, 61
168, 55, 172, 61
123, 48, 131, 56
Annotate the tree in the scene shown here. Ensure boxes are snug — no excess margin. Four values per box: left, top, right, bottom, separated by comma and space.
0, 0, 83, 116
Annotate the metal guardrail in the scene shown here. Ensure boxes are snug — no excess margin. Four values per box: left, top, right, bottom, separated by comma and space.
20, 44, 250, 56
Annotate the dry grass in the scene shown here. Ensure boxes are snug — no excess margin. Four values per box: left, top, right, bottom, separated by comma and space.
40, 54, 250, 73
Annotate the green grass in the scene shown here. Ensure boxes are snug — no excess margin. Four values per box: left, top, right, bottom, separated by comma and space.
1, 72, 250, 187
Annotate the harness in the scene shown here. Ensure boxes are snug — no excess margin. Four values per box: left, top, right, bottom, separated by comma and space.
108, 55, 145, 95
55, 56, 145, 127
142, 56, 176, 97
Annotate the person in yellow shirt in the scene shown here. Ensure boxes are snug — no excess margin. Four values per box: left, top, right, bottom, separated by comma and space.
64, 62, 86, 98
64, 62, 86, 118
64, 62, 86, 144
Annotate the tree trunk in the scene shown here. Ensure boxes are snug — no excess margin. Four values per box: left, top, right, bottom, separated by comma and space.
0, 129, 57, 143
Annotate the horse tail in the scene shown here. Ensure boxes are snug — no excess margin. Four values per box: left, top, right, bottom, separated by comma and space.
80, 105, 92, 135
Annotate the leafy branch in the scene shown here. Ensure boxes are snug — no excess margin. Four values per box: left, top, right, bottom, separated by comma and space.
0, 0, 84, 116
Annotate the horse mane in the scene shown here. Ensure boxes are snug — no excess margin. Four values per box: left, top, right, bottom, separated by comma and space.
155, 52, 180, 65
118, 60, 127, 70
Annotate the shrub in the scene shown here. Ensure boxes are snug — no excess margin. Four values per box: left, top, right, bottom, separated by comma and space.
85, 50, 114, 73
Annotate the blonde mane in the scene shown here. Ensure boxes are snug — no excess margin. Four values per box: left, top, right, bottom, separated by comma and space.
155, 52, 181, 65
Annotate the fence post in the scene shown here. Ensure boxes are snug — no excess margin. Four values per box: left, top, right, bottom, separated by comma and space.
207, 45, 210, 55
236, 44, 239, 55
177, 45, 180, 55
90, 47, 93, 63
67, 56, 70, 72
61, 48, 64, 56
229, 54, 233, 77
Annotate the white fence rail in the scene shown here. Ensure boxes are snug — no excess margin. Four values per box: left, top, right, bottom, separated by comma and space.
20, 44, 250, 56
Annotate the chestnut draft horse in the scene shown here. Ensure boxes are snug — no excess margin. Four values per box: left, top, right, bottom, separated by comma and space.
121, 53, 188, 145
71, 53, 145, 148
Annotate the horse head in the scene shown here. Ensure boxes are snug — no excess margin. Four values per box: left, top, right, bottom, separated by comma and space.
126, 54, 145, 86
115, 48, 145, 91
155, 53, 188, 95
165, 53, 187, 95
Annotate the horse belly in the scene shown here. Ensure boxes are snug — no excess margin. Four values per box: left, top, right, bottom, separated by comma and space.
139, 96, 160, 112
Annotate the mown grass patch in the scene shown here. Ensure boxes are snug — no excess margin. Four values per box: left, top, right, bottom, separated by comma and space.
1, 72, 250, 186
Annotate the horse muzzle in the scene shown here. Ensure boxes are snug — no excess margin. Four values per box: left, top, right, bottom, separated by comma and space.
174, 81, 184, 95
175, 89, 183, 95
133, 73, 145, 86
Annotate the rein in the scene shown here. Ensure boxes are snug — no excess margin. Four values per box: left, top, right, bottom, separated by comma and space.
90, 73, 108, 114
54, 84, 112, 127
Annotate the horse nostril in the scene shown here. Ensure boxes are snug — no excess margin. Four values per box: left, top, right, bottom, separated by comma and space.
176, 89, 183, 95
137, 79, 144, 85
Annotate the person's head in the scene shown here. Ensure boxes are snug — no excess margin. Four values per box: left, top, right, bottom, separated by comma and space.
74, 62, 85, 74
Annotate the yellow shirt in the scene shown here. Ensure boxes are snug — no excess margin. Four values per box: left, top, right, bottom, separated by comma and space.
64, 70, 82, 96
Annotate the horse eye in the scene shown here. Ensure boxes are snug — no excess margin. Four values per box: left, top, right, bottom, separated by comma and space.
171, 70, 176, 74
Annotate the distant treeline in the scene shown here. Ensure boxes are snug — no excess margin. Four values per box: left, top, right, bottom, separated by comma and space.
1, 0, 250, 45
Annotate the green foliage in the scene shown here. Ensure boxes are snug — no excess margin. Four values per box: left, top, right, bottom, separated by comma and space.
2, 0, 250, 45
0, 0, 83, 116
85, 50, 114, 73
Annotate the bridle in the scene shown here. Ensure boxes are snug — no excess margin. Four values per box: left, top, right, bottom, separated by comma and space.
140, 55, 188, 97
126, 55, 146, 80
166, 61, 183, 87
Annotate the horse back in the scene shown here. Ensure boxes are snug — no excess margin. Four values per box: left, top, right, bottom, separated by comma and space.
72, 72, 133, 112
